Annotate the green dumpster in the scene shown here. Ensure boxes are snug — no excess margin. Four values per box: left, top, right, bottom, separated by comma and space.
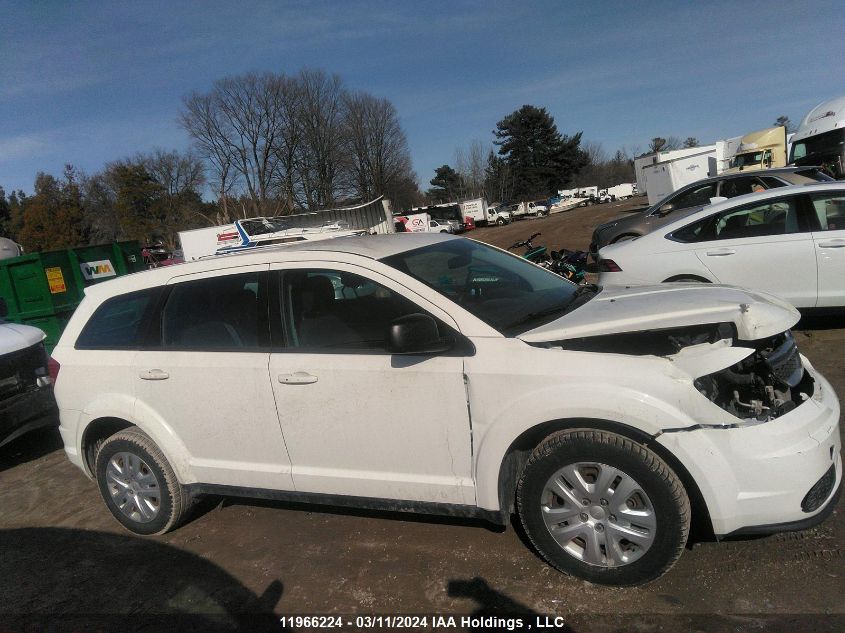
0, 241, 145, 352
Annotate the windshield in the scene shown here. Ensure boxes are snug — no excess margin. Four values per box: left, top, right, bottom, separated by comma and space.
730, 151, 764, 169
240, 218, 291, 236
790, 129, 845, 176
380, 239, 581, 334
426, 205, 462, 222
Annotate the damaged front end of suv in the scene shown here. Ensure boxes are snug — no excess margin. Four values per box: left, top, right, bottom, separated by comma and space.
693, 329, 814, 424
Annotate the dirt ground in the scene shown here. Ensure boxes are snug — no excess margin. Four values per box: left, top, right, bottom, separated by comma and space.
2, 197, 843, 632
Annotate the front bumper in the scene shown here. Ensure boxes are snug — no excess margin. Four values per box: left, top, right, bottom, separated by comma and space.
657, 364, 842, 536
0, 386, 59, 448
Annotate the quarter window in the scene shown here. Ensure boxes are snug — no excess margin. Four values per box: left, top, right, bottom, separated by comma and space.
76, 288, 159, 349
161, 272, 264, 349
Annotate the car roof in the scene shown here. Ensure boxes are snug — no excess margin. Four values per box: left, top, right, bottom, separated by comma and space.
82, 233, 458, 300
655, 182, 845, 232
678, 166, 822, 187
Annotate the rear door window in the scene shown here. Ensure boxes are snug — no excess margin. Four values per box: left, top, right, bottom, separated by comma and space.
718, 177, 759, 198
671, 196, 803, 243
76, 288, 160, 349
160, 272, 267, 350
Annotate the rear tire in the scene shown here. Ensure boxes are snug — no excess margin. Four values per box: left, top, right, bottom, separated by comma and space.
611, 234, 638, 244
516, 429, 690, 586
666, 276, 710, 283
95, 428, 192, 535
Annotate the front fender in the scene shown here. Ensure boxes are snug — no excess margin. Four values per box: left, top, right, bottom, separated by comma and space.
471, 382, 699, 511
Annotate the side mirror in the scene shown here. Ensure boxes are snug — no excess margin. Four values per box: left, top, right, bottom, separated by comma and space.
0, 297, 7, 319
389, 313, 451, 355
657, 203, 674, 216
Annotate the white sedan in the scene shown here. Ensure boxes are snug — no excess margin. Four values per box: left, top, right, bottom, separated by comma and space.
597, 183, 845, 308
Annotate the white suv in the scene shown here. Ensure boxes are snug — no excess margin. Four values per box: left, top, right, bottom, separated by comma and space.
53, 234, 841, 586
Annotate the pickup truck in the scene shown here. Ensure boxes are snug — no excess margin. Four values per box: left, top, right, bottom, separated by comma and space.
0, 303, 58, 447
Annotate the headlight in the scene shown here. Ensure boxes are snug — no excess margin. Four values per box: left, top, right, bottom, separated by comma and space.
694, 330, 814, 424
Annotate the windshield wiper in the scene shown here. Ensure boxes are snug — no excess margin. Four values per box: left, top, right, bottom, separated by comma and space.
503, 305, 569, 332
503, 285, 600, 333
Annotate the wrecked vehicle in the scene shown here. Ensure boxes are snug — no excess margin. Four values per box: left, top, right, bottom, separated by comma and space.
0, 302, 59, 448
52, 234, 841, 586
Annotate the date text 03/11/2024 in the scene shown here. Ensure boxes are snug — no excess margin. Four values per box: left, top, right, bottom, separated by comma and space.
277, 615, 569, 630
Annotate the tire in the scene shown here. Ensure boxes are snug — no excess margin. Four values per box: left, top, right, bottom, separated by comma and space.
611, 234, 638, 244
516, 429, 690, 586
94, 427, 192, 535
497, 218, 505, 225
666, 276, 709, 283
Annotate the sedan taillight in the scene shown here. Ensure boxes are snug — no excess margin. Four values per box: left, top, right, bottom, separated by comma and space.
47, 357, 61, 383
598, 259, 623, 272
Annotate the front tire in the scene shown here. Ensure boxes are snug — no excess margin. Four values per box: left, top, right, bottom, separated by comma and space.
516, 430, 690, 586
95, 428, 192, 535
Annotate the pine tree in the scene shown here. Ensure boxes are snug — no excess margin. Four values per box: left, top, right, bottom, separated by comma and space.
426, 165, 464, 203
494, 105, 586, 199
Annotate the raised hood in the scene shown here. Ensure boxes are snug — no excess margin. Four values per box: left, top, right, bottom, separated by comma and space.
517, 284, 799, 344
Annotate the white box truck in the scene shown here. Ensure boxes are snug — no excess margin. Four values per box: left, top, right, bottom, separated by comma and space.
641, 146, 717, 206
606, 183, 637, 200
460, 198, 510, 226
635, 146, 713, 197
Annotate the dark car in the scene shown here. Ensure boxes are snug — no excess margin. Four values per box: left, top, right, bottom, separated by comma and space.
589, 167, 834, 257
0, 302, 58, 448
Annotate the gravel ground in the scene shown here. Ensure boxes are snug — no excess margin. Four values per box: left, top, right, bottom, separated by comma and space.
1, 196, 842, 632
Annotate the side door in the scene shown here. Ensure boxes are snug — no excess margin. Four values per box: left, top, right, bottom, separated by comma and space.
690, 195, 817, 306
807, 191, 845, 307
268, 262, 475, 505
133, 265, 295, 490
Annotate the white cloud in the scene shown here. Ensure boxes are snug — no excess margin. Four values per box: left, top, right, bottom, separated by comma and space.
0, 133, 50, 162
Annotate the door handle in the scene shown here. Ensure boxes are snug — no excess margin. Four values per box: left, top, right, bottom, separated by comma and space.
817, 240, 845, 248
278, 371, 318, 385
705, 249, 736, 256
139, 369, 169, 381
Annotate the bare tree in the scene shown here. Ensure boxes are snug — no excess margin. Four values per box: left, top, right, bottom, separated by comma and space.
181, 73, 290, 218
180, 92, 239, 221
454, 139, 487, 199
343, 91, 413, 202
293, 69, 349, 210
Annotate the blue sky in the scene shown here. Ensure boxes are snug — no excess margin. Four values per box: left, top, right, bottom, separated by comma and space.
1, 0, 843, 196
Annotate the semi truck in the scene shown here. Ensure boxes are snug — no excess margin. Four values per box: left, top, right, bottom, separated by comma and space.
724, 126, 788, 173
790, 95, 845, 179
